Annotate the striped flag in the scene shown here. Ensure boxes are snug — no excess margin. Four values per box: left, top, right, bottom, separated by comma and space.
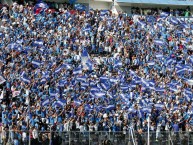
153, 39, 166, 46
20, 72, 30, 84
73, 67, 82, 75
32, 60, 41, 68
42, 98, 50, 106
170, 17, 179, 25
160, 12, 169, 18
54, 100, 66, 108
33, 40, 44, 46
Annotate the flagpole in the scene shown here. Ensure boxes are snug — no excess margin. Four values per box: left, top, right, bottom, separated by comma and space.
147, 115, 150, 145
28, 97, 31, 145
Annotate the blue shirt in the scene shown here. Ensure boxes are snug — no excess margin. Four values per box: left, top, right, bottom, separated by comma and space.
173, 123, 179, 132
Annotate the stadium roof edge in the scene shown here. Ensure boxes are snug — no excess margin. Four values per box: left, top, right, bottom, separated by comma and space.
116, 0, 193, 6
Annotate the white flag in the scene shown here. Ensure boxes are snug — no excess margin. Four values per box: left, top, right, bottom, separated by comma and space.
0, 76, 6, 85
12, 91, 20, 98
0, 89, 4, 99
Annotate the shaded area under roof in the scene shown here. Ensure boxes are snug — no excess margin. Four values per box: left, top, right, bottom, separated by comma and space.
116, 0, 193, 6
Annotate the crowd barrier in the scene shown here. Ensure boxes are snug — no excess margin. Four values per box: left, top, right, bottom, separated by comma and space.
0, 130, 193, 145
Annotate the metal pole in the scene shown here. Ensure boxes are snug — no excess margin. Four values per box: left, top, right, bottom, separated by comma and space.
128, 130, 131, 145
8, 126, 11, 143
28, 100, 31, 145
29, 128, 31, 145
89, 131, 90, 145
147, 115, 150, 145
50, 125, 52, 145
188, 131, 189, 145
69, 131, 70, 145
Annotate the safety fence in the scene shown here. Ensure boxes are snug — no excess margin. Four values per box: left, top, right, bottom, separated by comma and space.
0, 130, 193, 145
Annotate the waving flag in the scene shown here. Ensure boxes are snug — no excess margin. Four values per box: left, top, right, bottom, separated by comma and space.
16, 39, 23, 44
82, 48, 89, 57
166, 58, 174, 66
160, 12, 169, 18
100, 10, 109, 16
147, 61, 155, 66
170, 17, 179, 25
59, 80, 67, 87
42, 98, 50, 106
155, 87, 165, 93
33, 40, 44, 47
93, 92, 106, 98
146, 16, 156, 23
0, 76, 6, 85
55, 66, 63, 74
73, 100, 81, 106
76, 76, 87, 82
138, 20, 146, 28
103, 105, 115, 110
74, 3, 86, 11
34, 1, 49, 15
42, 71, 49, 79
40, 78, 47, 84
21, 76, 30, 84
189, 56, 193, 64
99, 76, 111, 90
156, 54, 163, 58
62, 64, 71, 70
0, 32, 4, 38
186, 79, 193, 86
8, 43, 22, 51
20, 72, 30, 84
32, 60, 41, 68
12, 91, 20, 98
73, 67, 82, 75
85, 59, 94, 71
180, 23, 189, 29
0, 89, 4, 99
54, 100, 66, 108
114, 59, 122, 68
153, 39, 167, 46
155, 103, 165, 110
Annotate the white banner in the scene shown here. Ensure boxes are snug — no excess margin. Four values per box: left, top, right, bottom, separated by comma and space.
0, 76, 6, 85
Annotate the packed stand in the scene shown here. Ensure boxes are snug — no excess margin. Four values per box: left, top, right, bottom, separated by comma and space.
0, 1, 192, 145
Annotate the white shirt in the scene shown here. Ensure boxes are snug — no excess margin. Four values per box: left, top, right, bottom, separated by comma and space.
79, 125, 84, 132
32, 129, 38, 139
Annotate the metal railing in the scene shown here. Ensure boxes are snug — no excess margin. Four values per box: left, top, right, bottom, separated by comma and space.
0, 129, 193, 145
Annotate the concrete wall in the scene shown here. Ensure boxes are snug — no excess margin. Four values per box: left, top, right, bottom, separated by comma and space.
89, 1, 111, 10
45, 0, 112, 10
115, 2, 131, 13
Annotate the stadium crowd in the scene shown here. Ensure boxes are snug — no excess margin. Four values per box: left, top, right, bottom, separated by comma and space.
0, 1, 192, 145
